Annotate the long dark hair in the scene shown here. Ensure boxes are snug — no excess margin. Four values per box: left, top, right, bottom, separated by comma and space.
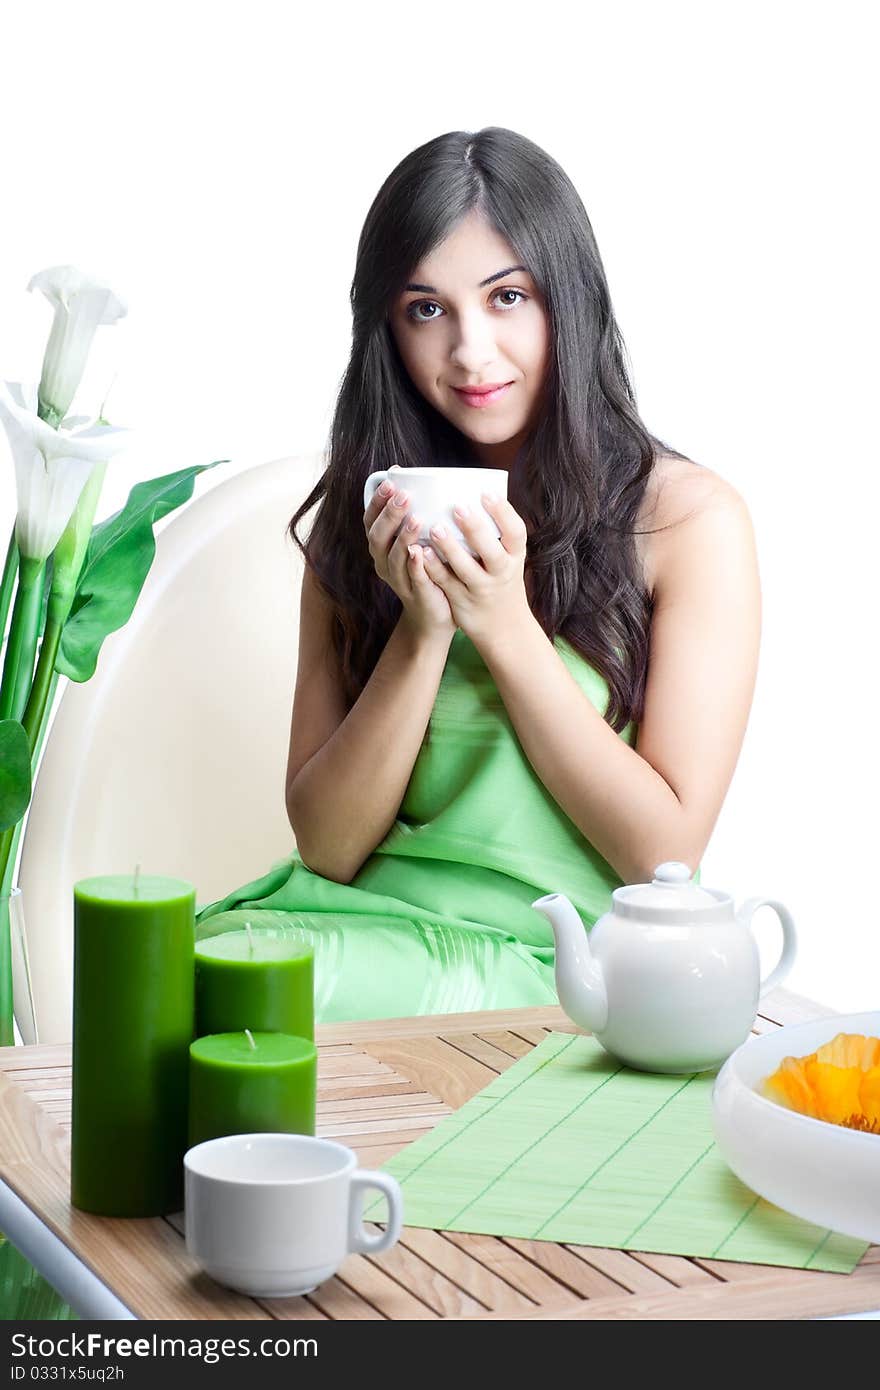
289, 126, 692, 732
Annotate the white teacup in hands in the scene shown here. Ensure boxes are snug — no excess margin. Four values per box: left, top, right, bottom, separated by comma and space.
184, 1133, 403, 1297
363, 465, 508, 555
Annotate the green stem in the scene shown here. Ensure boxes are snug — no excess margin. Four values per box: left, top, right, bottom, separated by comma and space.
21, 617, 62, 750
0, 525, 18, 654
0, 825, 12, 898
0, 555, 46, 724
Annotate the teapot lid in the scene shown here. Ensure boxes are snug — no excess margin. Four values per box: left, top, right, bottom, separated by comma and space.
613, 862, 725, 921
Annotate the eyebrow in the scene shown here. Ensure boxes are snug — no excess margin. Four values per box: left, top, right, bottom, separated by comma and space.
404, 265, 530, 293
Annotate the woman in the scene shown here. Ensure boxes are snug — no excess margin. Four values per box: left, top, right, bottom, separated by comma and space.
195, 126, 761, 1022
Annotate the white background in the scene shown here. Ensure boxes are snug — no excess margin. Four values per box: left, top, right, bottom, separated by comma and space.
1, 1, 877, 1011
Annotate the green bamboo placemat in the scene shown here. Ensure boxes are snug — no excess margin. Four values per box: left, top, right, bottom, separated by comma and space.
363, 1031, 870, 1271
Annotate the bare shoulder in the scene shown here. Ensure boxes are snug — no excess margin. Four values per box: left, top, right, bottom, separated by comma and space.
637, 454, 755, 598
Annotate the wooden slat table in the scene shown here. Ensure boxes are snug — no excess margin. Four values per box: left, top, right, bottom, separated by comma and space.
1, 988, 878, 1320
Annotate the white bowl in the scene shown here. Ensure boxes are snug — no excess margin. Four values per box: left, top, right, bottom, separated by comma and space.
712, 1011, 880, 1244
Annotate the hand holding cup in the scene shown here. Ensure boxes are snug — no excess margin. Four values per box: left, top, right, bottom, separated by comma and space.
362, 476, 455, 642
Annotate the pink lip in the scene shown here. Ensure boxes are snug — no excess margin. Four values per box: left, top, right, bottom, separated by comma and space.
452, 382, 514, 408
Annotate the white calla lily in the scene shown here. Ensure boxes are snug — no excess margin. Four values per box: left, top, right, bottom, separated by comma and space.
0, 380, 129, 561
27, 265, 127, 426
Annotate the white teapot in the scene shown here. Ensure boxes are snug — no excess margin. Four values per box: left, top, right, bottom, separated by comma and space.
532, 862, 797, 1074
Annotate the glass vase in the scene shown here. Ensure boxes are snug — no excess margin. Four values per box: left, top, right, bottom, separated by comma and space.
1, 886, 38, 1046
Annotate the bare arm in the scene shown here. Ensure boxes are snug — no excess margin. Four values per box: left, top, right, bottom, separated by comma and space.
286, 573, 452, 882
286, 480, 455, 884
473, 478, 761, 884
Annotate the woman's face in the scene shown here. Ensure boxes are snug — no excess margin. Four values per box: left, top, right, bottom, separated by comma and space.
389, 208, 550, 470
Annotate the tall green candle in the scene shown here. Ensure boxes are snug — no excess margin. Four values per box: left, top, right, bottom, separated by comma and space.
188, 1031, 317, 1147
194, 924, 313, 1040
71, 872, 195, 1216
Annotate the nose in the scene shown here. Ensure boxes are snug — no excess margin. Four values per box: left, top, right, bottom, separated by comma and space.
448, 308, 499, 375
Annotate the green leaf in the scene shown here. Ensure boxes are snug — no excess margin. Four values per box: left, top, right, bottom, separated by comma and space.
0, 719, 31, 831
57, 461, 226, 682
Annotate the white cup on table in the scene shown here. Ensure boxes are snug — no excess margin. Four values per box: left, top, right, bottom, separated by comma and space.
363, 465, 508, 555
184, 1133, 403, 1297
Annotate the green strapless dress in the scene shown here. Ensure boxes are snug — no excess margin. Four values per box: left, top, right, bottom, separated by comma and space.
194, 629, 638, 1022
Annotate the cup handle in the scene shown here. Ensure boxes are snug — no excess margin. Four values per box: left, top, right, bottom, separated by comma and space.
737, 897, 798, 999
348, 1169, 403, 1255
363, 470, 389, 513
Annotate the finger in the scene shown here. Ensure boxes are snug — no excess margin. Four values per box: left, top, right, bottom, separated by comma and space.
420, 546, 446, 584
386, 511, 420, 587
480, 493, 528, 558
406, 542, 432, 585
428, 522, 485, 585
402, 542, 433, 605
408, 541, 451, 596
390, 512, 422, 568
367, 488, 411, 551
363, 479, 396, 529
446, 501, 508, 576
422, 545, 466, 602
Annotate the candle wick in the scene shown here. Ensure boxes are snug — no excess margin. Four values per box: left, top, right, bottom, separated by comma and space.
244, 1028, 256, 1050
245, 921, 254, 956
133, 863, 141, 898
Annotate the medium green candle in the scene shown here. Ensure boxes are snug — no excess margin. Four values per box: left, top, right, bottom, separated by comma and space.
188, 1031, 317, 1147
194, 924, 314, 1040
71, 872, 195, 1216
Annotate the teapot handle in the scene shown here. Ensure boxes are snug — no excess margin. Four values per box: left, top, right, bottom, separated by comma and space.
737, 897, 797, 999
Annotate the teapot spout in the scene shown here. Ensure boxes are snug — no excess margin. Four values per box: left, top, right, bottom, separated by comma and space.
532, 892, 608, 1034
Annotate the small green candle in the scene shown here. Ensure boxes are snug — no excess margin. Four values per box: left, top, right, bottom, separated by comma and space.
194, 923, 314, 1040
71, 871, 195, 1216
188, 1030, 317, 1147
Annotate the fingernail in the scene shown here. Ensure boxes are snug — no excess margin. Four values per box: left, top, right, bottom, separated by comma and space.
406, 514, 420, 531
394, 491, 409, 507
378, 481, 394, 497
423, 546, 434, 560
431, 524, 448, 539
453, 503, 470, 519
407, 544, 418, 559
